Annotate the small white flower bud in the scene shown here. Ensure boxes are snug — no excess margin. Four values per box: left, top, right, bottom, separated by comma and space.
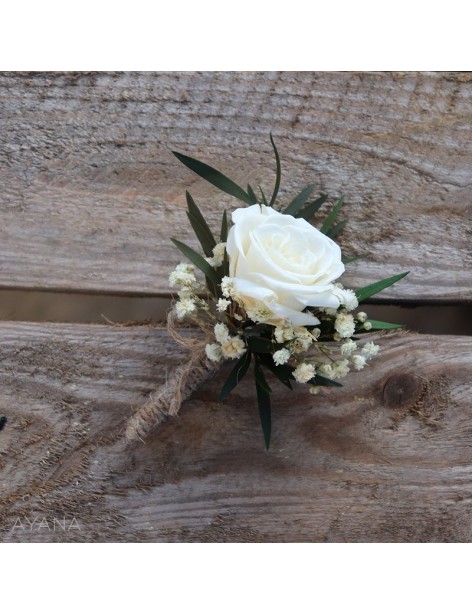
272, 348, 291, 366
205, 343, 223, 362
351, 354, 367, 370
293, 362, 316, 384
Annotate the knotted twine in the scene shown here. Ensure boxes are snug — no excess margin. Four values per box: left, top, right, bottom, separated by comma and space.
124, 309, 219, 442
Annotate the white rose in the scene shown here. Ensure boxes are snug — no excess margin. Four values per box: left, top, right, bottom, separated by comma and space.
226, 204, 345, 326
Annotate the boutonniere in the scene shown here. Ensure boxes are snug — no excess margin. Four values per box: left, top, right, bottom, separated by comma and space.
126, 136, 407, 449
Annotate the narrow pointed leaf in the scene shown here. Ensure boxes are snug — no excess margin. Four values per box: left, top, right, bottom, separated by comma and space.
343, 253, 369, 264
219, 209, 230, 276
296, 193, 329, 221
360, 319, 405, 331
186, 212, 216, 258
247, 184, 258, 204
220, 209, 228, 242
310, 374, 343, 388
284, 184, 317, 216
320, 196, 345, 235
254, 361, 272, 394
268, 133, 281, 207
185, 191, 216, 257
170, 238, 220, 284
246, 336, 284, 354
219, 351, 252, 402
172, 151, 252, 204
258, 354, 294, 389
222, 252, 229, 278
355, 271, 409, 303
259, 186, 268, 206
254, 363, 272, 450
326, 218, 348, 240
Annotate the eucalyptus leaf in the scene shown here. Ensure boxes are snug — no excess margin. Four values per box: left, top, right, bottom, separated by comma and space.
172, 151, 252, 204
355, 271, 409, 303
268, 133, 281, 207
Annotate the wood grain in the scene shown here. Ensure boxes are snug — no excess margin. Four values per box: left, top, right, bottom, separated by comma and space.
1, 321, 472, 542
1, 72, 471, 301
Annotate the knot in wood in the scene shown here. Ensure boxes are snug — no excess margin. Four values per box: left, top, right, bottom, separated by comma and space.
382, 373, 423, 408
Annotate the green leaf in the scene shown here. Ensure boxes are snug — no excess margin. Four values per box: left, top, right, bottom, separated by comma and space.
296, 193, 329, 221
258, 354, 294, 389
343, 253, 369, 264
254, 361, 272, 394
326, 218, 348, 240
320, 196, 345, 235
259, 186, 268, 206
310, 374, 343, 388
219, 351, 252, 402
185, 192, 216, 258
247, 184, 258, 204
254, 362, 272, 450
268, 133, 281, 207
355, 271, 409, 303
284, 184, 317, 216
172, 151, 252, 204
170, 238, 220, 285
246, 336, 284, 354
362, 319, 405, 330
220, 209, 228, 242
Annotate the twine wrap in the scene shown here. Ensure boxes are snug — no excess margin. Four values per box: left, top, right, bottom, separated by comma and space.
125, 310, 219, 442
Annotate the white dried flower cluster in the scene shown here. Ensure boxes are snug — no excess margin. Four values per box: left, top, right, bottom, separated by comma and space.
169, 263, 204, 320
205, 323, 246, 362
334, 313, 356, 338
175, 298, 197, 320
273, 325, 319, 354
293, 362, 316, 384
341, 339, 357, 355
205, 343, 223, 362
272, 348, 291, 366
351, 354, 367, 371
221, 276, 236, 298
362, 341, 380, 358
245, 304, 273, 324
205, 242, 227, 268
169, 262, 198, 288
216, 298, 231, 312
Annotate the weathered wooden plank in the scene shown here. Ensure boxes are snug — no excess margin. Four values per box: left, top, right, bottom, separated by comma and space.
1, 321, 471, 542
1, 72, 471, 301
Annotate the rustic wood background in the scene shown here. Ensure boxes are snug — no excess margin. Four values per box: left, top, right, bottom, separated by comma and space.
1, 72, 471, 542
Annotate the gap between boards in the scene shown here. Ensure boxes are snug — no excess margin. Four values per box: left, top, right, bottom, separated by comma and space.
0, 289, 470, 335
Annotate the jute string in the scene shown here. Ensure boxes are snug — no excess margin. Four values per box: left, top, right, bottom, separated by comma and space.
124, 309, 219, 442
